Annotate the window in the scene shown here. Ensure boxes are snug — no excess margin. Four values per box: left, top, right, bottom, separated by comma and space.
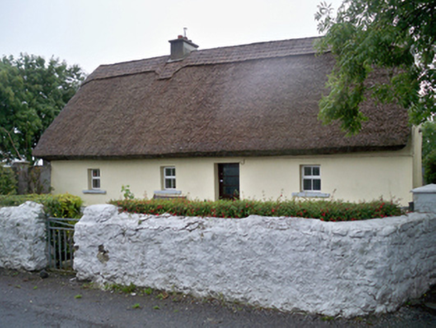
302, 165, 321, 192
155, 166, 181, 198
83, 168, 106, 194
90, 169, 101, 190
163, 167, 176, 189
292, 165, 328, 198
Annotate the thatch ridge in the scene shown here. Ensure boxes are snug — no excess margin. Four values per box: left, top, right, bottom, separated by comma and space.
85, 37, 324, 83
33, 37, 410, 161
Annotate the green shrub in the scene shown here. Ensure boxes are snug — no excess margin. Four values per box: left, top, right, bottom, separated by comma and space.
0, 165, 17, 195
121, 185, 135, 200
0, 194, 51, 207
424, 149, 436, 184
43, 194, 83, 218
0, 193, 83, 218
109, 198, 402, 221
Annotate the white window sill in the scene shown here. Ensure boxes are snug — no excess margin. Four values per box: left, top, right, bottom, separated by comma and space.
83, 189, 107, 195
292, 191, 330, 198
154, 190, 182, 195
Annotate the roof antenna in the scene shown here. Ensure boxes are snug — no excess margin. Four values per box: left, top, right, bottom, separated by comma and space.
183, 27, 187, 38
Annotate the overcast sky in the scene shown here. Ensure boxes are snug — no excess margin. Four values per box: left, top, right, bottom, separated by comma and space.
1, 0, 344, 74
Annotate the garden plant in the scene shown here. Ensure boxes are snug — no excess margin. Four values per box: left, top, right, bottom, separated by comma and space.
110, 197, 402, 222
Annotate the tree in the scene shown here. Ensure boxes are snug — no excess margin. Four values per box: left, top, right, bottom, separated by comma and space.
315, 0, 436, 135
0, 54, 86, 163
421, 120, 436, 159
424, 149, 436, 184
421, 120, 436, 183
0, 165, 17, 195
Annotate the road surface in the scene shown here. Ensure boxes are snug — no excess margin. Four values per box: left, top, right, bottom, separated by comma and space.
1, 268, 435, 327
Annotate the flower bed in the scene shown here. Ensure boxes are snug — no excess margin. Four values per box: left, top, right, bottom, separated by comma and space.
109, 198, 402, 221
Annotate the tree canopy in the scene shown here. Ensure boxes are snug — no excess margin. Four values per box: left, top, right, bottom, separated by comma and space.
0, 54, 86, 163
315, 0, 436, 135
421, 120, 436, 159
422, 120, 436, 183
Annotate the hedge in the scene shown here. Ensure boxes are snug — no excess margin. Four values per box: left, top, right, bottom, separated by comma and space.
109, 198, 402, 222
0, 193, 83, 218
0, 165, 17, 195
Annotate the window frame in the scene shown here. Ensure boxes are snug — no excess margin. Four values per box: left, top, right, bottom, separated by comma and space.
301, 165, 321, 192
83, 168, 106, 195
163, 166, 176, 190
90, 168, 101, 190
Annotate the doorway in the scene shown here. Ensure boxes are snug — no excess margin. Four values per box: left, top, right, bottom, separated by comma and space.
218, 163, 240, 199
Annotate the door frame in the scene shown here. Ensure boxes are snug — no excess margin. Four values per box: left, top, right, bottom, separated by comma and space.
217, 163, 240, 200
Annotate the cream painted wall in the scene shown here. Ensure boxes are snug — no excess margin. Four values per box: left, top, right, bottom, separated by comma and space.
241, 154, 413, 204
51, 139, 418, 206
51, 158, 245, 205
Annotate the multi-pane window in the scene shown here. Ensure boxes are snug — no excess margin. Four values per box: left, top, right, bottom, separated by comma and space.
164, 167, 176, 189
90, 169, 101, 189
302, 165, 321, 192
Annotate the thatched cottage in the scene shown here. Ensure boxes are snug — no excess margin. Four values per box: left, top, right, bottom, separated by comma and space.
33, 36, 422, 205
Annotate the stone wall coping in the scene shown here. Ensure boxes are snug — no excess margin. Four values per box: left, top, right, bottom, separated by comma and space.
412, 183, 436, 194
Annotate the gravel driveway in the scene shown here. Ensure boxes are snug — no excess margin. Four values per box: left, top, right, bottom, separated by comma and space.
0, 268, 435, 327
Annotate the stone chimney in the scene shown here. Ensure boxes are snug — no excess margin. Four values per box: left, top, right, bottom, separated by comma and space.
168, 35, 198, 62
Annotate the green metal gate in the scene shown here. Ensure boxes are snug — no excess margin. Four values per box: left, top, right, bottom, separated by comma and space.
46, 217, 79, 271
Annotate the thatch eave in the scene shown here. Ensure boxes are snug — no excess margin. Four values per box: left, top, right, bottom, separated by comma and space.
35, 143, 407, 162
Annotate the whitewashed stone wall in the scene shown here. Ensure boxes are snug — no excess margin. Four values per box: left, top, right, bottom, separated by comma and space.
413, 184, 436, 213
74, 205, 436, 317
0, 202, 47, 271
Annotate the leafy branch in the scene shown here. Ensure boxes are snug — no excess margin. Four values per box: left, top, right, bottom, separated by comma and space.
315, 0, 436, 134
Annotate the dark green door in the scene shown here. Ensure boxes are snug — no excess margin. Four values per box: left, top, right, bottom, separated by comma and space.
218, 163, 240, 199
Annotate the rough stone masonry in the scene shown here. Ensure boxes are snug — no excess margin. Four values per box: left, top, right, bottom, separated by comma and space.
74, 204, 436, 317
0, 202, 47, 271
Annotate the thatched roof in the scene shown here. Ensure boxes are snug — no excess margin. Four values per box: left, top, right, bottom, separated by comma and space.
33, 37, 410, 160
